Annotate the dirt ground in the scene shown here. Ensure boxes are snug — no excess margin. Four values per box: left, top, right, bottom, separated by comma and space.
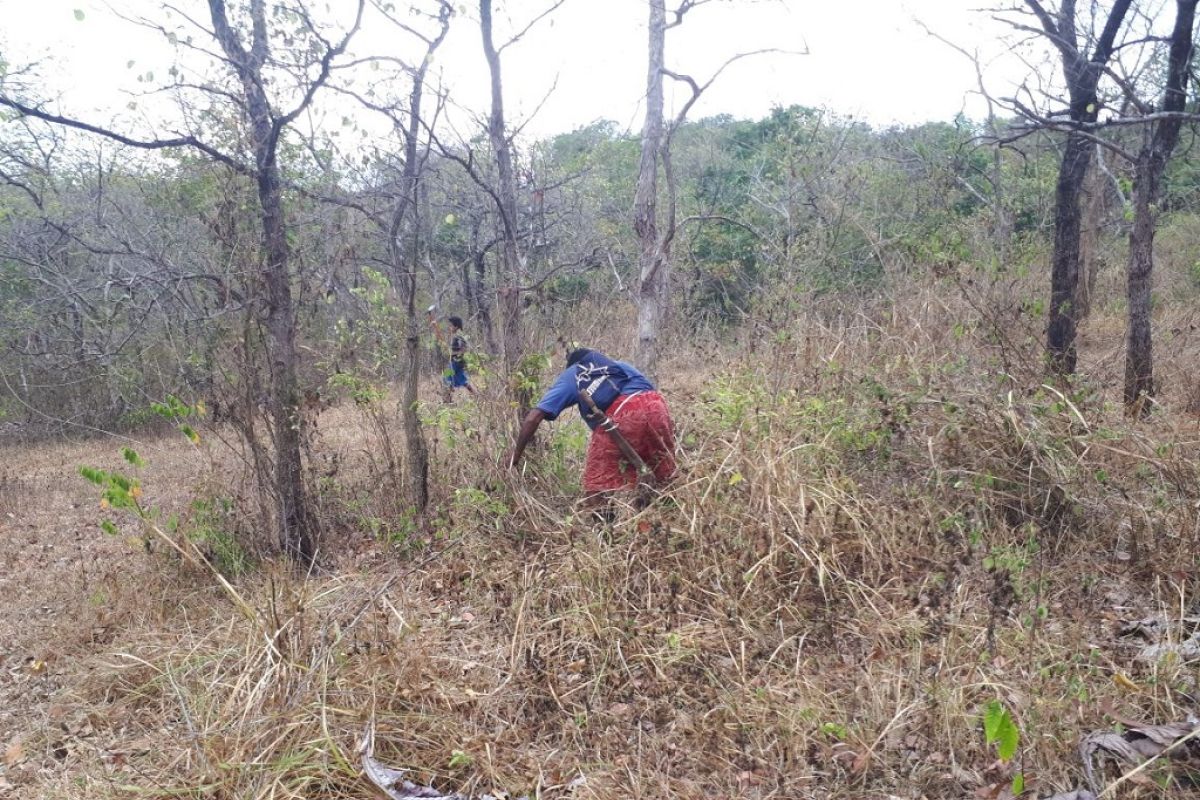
0, 432, 212, 794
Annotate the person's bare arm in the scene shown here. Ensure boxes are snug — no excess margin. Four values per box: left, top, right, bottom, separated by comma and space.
509, 408, 547, 468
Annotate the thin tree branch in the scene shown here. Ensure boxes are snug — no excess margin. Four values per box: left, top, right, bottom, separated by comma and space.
275, 0, 366, 132
0, 96, 251, 175
666, 0, 714, 29
497, 0, 568, 53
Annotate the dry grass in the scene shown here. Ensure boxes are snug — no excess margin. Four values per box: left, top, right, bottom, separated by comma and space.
6, 277, 1200, 799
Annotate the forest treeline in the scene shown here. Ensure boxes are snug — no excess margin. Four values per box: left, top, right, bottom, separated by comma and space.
4, 0, 1200, 567
3, 105, 1154, 431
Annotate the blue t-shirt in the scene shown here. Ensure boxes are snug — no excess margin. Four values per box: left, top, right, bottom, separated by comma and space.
536, 350, 655, 429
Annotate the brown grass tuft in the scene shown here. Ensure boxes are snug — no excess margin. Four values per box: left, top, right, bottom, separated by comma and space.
6, 279, 1200, 798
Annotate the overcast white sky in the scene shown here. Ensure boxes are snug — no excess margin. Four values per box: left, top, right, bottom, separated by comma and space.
0, 0, 1024, 140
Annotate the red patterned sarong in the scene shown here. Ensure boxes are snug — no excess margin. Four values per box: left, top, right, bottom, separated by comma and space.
582, 391, 676, 493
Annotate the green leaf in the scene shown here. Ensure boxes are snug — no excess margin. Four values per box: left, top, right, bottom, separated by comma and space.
73, 8, 85, 21
80, 466, 108, 485
983, 700, 1020, 761
103, 487, 131, 509
180, 424, 200, 444
121, 447, 144, 467
820, 721, 847, 740
99, 519, 119, 536
1011, 771, 1025, 795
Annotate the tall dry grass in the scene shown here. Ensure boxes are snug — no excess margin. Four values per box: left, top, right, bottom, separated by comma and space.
10, 274, 1200, 799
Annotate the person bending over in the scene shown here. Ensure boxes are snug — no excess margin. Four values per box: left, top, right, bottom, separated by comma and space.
508, 347, 676, 503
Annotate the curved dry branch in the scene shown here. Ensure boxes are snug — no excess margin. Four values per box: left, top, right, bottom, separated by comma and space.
0, 96, 250, 175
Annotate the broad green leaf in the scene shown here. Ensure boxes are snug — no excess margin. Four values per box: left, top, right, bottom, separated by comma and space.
983, 700, 1020, 761
1011, 772, 1024, 795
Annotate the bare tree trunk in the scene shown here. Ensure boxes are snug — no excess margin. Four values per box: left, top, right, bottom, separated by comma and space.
1076, 149, 1103, 320
461, 225, 479, 321
1125, 144, 1156, 415
389, 70, 435, 514
1046, 130, 1094, 375
400, 270, 428, 510
990, 141, 1011, 263
1031, 0, 1133, 376
472, 249, 498, 354
384, 5, 450, 513
1125, 0, 1196, 416
634, 0, 666, 375
479, 0, 527, 410
256, 153, 316, 564
210, 0, 316, 565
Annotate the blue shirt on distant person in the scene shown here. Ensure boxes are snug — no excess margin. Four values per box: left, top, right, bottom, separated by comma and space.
536, 349, 655, 429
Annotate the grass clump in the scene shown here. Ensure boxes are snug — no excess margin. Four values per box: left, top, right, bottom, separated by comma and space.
10, 286, 1200, 799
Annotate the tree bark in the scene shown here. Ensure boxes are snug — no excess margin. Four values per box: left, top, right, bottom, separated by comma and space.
210, 0, 316, 565
1076, 148, 1103, 320
1124, 144, 1156, 415
387, 4, 451, 512
388, 22, 446, 514
479, 0, 527, 410
1124, 0, 1197, 416
1046, 130, 1093, 373
471, 246, 498, 354
1033, 0, 1134, 375
634, 0, 667, 376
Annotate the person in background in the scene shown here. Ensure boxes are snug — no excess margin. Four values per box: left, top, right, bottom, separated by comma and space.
508, 347, 676, 503
430, 313, 475, 396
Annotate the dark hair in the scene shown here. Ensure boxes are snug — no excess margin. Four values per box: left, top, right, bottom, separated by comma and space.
448, 315, 463, 330
566, 347, 593, 367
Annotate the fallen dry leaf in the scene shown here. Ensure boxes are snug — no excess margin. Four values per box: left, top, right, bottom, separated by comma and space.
3, 738, 24, 767
607, 702, 632, 718
1113, 672, 1140, 692
736, 770, 761, 786
1081, 716, 1200, 793
359, 721, 527, 800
